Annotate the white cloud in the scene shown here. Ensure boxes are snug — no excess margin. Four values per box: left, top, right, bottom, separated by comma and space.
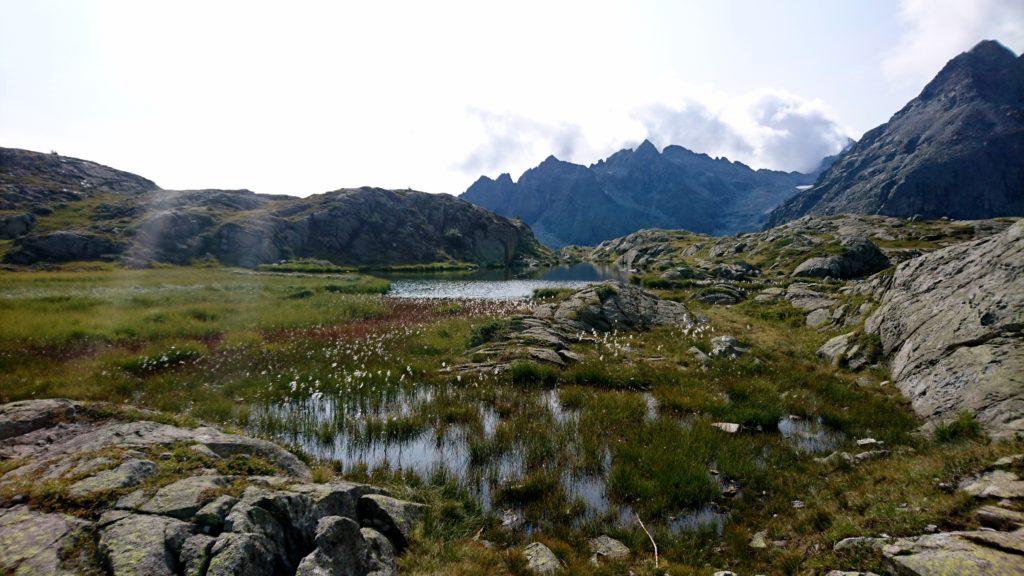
456, 109, 585, 175
638, 89, 851, 173
884, 0, 1024, 88
461, 87, 851, 178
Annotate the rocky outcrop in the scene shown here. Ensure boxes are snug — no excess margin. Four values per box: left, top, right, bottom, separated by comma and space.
0, 147, 552, 269
769, 40, 1024, 226
588, 214, 1012, 278
864, 219, 1024, 438
456, 282, 701, 373
0, 147, 157, 210
4, 231, 125, 264
0, 399, 421, 576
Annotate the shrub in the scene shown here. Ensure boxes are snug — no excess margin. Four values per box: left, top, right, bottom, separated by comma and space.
467, 319, 509, 347
934, 412, 983, 443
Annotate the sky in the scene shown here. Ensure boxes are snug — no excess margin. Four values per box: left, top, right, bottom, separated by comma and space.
1, 0, 1022, 196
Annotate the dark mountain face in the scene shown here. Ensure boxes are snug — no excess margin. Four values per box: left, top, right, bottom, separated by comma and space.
462, 141, 816, 248
0, 147, 550, 268
767, 40, 1024, 227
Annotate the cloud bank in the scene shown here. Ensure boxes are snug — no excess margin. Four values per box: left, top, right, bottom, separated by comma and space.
460, 88, 852, 179
884, 0, 1024, 88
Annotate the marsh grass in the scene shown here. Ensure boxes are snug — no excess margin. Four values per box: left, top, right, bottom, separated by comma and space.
2, 266, 1021, 575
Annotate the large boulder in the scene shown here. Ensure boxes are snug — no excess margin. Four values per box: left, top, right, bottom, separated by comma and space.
531, 281, 699, 332
865, 219, 1024, 438
356, 494, 425, 552
792, 238, 889, 279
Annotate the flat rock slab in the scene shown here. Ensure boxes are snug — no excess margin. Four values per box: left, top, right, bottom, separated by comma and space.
865, 220, 1024, 439
882, 530, 1024, 576
976, 505, 1024, 530
136, 475, 231, 519
3, 411, 310, 481
0, 505, 91, 575
960, 470, 1024, 499
68, 458, 157, 498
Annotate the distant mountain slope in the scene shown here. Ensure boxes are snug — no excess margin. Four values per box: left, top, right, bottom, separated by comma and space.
767, 40, 1024, 227
462, 140, 817, 247
0, 147, 549, 268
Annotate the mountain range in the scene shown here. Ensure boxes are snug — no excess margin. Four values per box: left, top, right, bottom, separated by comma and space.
0, 148, 548, 268
462, 141, 820, 248
465, 40, 1023, 246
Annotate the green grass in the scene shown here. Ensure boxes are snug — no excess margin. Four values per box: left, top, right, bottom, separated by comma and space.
0, 267, 389, 348
1, 265, 1021, 576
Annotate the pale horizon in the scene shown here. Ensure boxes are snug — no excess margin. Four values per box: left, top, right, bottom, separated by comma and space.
2, 0, 1022, 196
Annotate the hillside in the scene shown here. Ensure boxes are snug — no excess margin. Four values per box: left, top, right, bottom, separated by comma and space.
767, 40, 1024, 226
0, 147, 550, 268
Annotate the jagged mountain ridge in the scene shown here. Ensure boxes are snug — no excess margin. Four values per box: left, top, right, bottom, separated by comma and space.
462, 140, 817, 248
0, 147, 550, 268
767, 40, 1024, 226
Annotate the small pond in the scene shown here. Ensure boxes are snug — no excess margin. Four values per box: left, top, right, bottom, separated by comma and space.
383, 263, 629, 300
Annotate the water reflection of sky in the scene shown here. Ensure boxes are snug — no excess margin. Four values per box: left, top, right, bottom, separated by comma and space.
249, 386, 841, 535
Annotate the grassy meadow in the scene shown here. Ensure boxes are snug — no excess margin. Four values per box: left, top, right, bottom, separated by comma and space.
0, 265, 1019, 575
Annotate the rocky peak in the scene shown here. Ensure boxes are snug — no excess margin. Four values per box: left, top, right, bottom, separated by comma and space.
767, 39, 1024, 226
633, 138, 660, 158
919, 39, 1023, 104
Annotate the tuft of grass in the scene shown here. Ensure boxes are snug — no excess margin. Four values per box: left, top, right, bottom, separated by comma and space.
508, 361, 560, 386
531, 287, 574, 301
119, 342, 205, 375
